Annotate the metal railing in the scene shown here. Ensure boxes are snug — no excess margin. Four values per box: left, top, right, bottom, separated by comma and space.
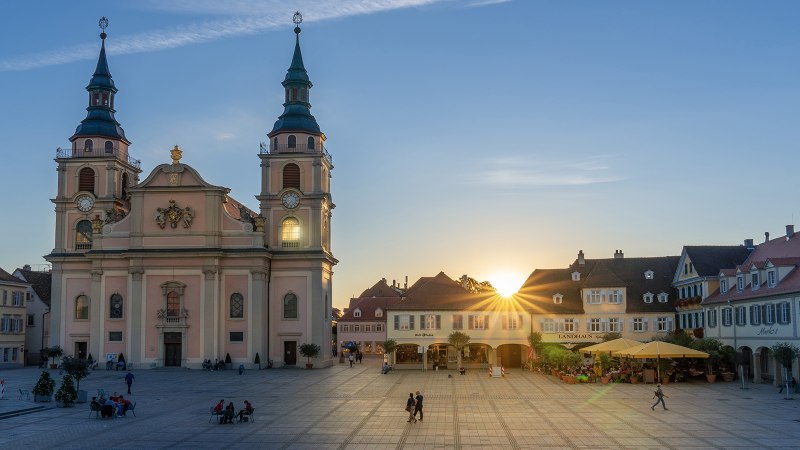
56, 146, 141, 170
259, 143, 332, 163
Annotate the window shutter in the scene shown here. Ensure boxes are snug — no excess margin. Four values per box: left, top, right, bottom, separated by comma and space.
394, 315, 399, 330
420, 315, 425, 330
586, 318, 591, 332
643, 319, 649, 331
667, 317, 673, 332
468, 315, 474, 330
409, 315, 415, 330
519, 314, 524, 329
436, 315, 441, 329
585, 294, 590, 303
539, 319, 545, 331
619, 320, 624, 332
484, 315, 489, 329
502, 316, 508, 329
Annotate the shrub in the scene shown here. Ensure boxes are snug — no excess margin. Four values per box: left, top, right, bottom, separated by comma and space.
55, 374, 77, 407
32, 370, 56, 398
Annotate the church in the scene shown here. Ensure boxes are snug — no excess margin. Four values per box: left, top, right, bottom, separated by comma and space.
45, 16, 336, 369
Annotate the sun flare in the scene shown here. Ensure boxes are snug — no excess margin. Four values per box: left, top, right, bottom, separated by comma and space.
488, 273, 526, 297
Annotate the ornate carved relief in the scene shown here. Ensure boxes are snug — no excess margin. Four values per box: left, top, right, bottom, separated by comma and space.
155, 200, 193, 229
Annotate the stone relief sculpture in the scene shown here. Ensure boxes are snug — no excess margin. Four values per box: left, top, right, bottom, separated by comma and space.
155, 200, 193, 229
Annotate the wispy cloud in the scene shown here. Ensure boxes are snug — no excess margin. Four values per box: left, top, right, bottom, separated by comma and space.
474, 155, 622, 187
0, 0, 443, 72
464, 0, 512, 8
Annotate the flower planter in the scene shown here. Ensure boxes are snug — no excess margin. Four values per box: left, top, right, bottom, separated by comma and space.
722, 372, 735, 382
706, 374, 717, 383
600, 377, 610, 384
630, 376, 639, 384
305, 363, 313, 370
660, 377, 669, 385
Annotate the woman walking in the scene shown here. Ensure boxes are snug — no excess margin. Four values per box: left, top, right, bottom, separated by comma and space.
406, 393, 417, 423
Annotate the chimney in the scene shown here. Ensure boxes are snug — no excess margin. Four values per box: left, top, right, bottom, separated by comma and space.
787, 225, 795, 240
578, 250, 585, 265
765, 232, 770, 243
614, 249, 624, 259
392, 279, 396, 288
23, 264, 31, 271
404, 276, 408, 289
381, 277, 386, 284
744, 239, 754, 250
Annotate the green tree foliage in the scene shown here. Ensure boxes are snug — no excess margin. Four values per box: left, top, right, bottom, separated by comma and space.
299, 343, 321, 364
55, 374, 77, 407
59, 355, 90, 391
32, 370, 55, 397
771, 342, 800, 369
448, 331, 471, 369
600, 332, 622, 342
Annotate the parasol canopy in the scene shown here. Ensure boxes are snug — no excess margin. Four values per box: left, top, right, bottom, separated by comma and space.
581, 338, 643, 355
613, 341, 709, 359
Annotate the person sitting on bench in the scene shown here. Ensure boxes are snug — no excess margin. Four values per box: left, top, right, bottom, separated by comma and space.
459, 367, 466, 375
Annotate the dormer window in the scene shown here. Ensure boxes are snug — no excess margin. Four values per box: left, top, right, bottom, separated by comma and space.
375, 308, 383, 318
751, 272, 760, 291
736, 275, 744, 292
644, 270, 654, 280
608, 290, 623, 304
768, 270, 777, 287
643, 293, 654, 303
720, 279, 728, 294
553, 294, 563, 304
571, 271, 580, 281
353, 308, 361, 318
658, 293, 668, 303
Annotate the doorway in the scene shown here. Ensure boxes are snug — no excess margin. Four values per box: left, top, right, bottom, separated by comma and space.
74, 341, 87, 360
164, 332, 182, 367
284, 341, 296, 366
498, 344, 522, 368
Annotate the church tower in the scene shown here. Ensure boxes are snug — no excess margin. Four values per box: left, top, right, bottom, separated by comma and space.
48, 18, 141, 351
258, 13, 336, 367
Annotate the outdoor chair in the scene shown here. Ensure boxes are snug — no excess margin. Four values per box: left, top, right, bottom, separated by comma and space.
209, 406, 222, 423
97, 388, 106, 398
89, 402, 101, 418
19, 388, 30, 400
123, 402, 136, 417
238, 408, 255, 423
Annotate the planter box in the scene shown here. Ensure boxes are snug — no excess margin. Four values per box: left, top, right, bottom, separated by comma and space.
305, 363, 313, 370
706, 374, 717, 383
77, 390, 88, 404
722, 372, 735, 382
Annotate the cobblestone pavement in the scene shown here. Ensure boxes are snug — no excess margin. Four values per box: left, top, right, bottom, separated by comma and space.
1, 358, 799, 449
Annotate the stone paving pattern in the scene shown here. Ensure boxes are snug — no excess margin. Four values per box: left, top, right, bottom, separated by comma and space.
0, 357, 798, 449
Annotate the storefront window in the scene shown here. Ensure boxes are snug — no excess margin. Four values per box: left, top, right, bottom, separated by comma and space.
395, 344, 422, 364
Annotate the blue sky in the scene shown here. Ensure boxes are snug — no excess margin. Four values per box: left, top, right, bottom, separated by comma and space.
1, 0, 799, 307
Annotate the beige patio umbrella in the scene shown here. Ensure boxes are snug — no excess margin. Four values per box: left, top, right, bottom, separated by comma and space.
614, 341, 709, 382
581, 338, 643, 355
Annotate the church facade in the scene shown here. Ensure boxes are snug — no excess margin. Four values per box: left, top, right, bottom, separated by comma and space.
46, 19, 336, 369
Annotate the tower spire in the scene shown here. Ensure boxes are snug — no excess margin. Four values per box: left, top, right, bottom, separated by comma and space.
269, 12, 321, 137
71, 16, 129, 144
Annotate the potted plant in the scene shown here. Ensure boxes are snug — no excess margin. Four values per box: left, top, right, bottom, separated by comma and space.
598, 353, 612, 384
299, 343, 320, 369
691, 338, 723, 383
448, 331, 471, 372
382, 339, 398, 367
55, 374, 77, 407
60, 355, 91, 403
772, 342, 800, 399
32, 370, 56, 402
47, 345, 63, 369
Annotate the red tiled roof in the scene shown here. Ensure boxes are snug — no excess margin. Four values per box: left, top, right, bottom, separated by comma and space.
14, 268, 51, 307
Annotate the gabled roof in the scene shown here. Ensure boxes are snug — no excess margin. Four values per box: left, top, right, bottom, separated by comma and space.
517, 268, 584, 314
391, 272, 495, 311
339, 296, 402, 322
0, 267, 24, 284
358, 279, 402, 298
14, 268, 52, 307
683, 246, 752, 277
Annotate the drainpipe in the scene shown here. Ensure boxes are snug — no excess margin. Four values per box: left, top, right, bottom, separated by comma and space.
42, 308, 50, 364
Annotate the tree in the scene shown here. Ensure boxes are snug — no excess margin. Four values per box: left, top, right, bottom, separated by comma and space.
55, 374, 77, 407
331, 308, 342, 320
448, 331, 471, 369
457, 275, 496, 294
382, 339, 398, 365
32, 370, 56, 400
771, 342, 799, 399
527, 331, 543, 369
254, 352, 261, 369
47, 345, 63, 367
299, 343, 321, 366
59, 355, 91, 392
691, 338, 723, 374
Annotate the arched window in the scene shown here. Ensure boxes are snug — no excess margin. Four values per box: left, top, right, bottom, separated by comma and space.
281, 217, 300, 248
287, 135, 296, 149
354, 309, 361, 318
75, 220, 93, 250
230, 293, 244, 318
283, 293, 298, 319
283, 163, 300, 189
110, 293, 123, 319
121, 173, 129, 199
273, 137, 278, 152
104, 141, 114, 154
75, 295, 89, 320
167, 292, 180, 317
79, 168, 95, 194
84, 139, 93, 152
307, 137, 315, 150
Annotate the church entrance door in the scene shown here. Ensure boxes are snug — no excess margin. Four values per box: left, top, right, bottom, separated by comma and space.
164, 332, 182, 367
284, 341, 297, 366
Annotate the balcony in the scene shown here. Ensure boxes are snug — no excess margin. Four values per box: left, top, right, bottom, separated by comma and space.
56, 146, 141, 170
156, 308, 189, 328
259, 143, 332, 164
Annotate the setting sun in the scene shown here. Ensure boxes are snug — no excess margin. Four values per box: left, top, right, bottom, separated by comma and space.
488, 272, 527, 297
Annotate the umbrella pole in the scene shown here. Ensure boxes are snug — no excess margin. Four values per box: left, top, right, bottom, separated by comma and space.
657, 356, 660, 383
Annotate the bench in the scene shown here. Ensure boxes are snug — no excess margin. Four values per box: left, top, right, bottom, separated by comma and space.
19, 388, 30, 400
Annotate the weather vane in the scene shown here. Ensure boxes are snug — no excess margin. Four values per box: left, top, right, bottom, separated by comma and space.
99, 16, 109, 40
293, 11, 302, 34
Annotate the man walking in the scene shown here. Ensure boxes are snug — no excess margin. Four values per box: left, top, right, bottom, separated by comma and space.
125, 370, 135, 395
413, 390, 424, 421
651, 384, 667, 410
348, 353, 354, 368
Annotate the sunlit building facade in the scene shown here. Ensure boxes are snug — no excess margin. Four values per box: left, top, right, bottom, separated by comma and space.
337, 279, 403, 355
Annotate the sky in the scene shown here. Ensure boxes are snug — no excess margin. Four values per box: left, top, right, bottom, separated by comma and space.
1, 0, 800, 308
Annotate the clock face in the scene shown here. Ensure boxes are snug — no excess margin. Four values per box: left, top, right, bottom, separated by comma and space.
282, 192, 300, 209
76, 195, 94, 212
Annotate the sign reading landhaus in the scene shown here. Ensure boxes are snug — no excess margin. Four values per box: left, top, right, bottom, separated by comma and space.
557, 334, 602, 339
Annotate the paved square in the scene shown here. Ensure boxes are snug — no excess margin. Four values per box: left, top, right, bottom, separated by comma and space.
0, 358, 798, 449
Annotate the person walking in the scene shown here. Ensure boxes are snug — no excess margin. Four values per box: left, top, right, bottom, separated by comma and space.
238, 363, 245, 375
406, 393, 417, 423
348, 353, 354, 368
124, 370, 135, 395
413, 390, 424, 421
651, 384, 668, 410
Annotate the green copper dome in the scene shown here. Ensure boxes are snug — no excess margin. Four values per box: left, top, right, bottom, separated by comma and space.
269, 26, 321, 137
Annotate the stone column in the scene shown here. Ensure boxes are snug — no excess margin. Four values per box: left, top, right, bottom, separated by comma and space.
753, 352, 762, 384
250, 269, 266, 367
49, 268, 64, 346
203, 268, 217, 360
90, 269, 104, 360
129, 268, 144, 365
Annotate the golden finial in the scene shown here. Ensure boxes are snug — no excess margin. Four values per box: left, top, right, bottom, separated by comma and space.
170, 145, 183, 165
